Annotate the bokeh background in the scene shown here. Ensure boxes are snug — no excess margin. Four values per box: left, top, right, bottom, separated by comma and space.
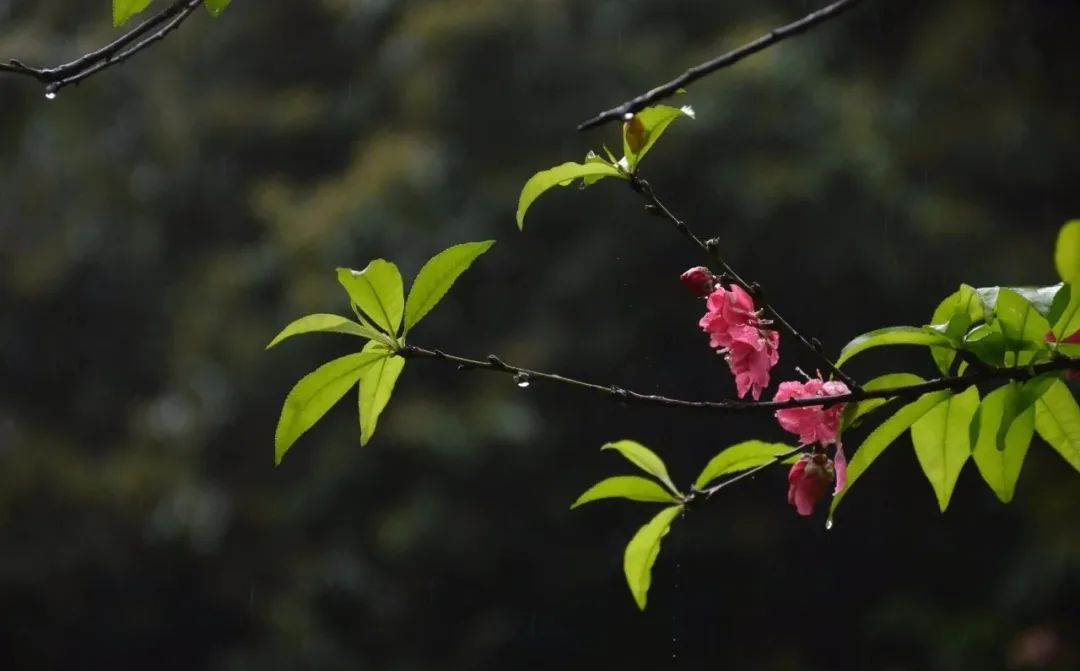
2, 1, 1080, 669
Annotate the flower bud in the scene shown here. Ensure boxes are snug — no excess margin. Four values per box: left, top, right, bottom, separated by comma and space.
679, 266, 714, 297
787, 453, 835, 516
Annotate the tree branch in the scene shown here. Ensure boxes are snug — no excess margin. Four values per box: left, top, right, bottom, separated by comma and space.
577, 0, 865, 131
399, 344, 1080, 414
630, 175, 860, 390
0, 0, 202, 97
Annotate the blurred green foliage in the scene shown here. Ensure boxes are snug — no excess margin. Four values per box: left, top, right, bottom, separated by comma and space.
1, 1, 1080, 669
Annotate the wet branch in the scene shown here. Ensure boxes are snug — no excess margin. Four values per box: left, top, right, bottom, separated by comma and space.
399, 344, 1080, 414
630, 175, 861, 390
692, 445, 806, 503
577, 0, 865, 131
0, 0, 202, 97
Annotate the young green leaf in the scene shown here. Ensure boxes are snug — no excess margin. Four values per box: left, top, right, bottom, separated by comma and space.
830, 390, 953, 518
358, 341, 406, 446
623, 505, 682, 611
962, 323, 1009, 367
971, 383, 1035, 503
275, 351, 384, 464
582, 151, 617, 186
1034, 379, 1080, 474
994, 288, 1051, 365
910, 385, 979, 512
570, 476, 679, 509
1050, 283, 1080, 341
694, 441, 794, 490
1055, 219, 1080, 282
404, 240, 495, 332
516, 161, 626, 230
839, 373, 924, 434
113, 0, 152, 27
266, 313, 381, 349
622, 104, 693, 172
204, 0, 232, 17
928, 284, 983, 374
975, 284, 1063, 320
601, 440, 679, 495
336, 260, 405, 338
835, 326, 952, 368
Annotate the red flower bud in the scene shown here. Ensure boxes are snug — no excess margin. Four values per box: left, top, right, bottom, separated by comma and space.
679, 266, 714, 297
1045, 330, 1080, 379
787, 453, 835, 516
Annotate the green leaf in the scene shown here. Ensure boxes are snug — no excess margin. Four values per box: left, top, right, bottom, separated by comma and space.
516, 161, 626, 230
266, 313, 381, 349
971, 383, 1035, 503
336, 260, 405, 337
994, 288, 1051, 365
404, 240, 495, 332
928, 284, 983, 374
962, 323, 1009, 367
836, 326, 952, 368
975, 284, 1063, 320
839, 373, 925, 434
910, 385, 979, 512
1034, 379, 1080, 474
601, 440, 679, 495
1055, 220, 1080, 282
694, 441, 794, 490
570, 476, 679, 509
582, 151, 616, 186
1050, 282, 1080, 341
623, 505, 682, 611
830, 390, 953, 518
113, 0, 152, 27
204, 0, 231, 16
275, 351, 384, 464
358, 341, 406, 446
622, 104, 692, 172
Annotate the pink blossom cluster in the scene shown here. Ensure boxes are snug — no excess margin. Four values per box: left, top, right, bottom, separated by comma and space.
773, 376, 850, 516
690, 272, 780, 401
682, 267, 851, 517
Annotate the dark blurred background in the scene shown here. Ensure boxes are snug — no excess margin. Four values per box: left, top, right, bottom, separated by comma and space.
2, 1, 1080, 669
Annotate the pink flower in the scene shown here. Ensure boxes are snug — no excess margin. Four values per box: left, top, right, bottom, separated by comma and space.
727, 330, 780, 400
787, 452, 835, 516
679, 266, 714, 297
698, 284, 757, 349
698, 283, 780, 398
834, 444, 847, 495
773, 377, 850, 446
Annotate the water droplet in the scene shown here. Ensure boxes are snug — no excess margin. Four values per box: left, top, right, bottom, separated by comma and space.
44, 91, 56, 100
513, 372, 531, 388
825, 518, 834, 530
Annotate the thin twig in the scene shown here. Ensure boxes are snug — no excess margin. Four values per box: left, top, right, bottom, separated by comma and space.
577, 0, 865, 131
696, 445, 806, 500
0, 0, 202, 96
399, 344, 1080, 414
630, 175, 860, 389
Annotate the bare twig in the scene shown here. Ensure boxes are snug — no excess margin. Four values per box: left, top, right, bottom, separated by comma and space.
0, 0, 202, 96
697, 445, 806, 501
399, 344, 1080, 414
630, 175, 860, 390
577, 0, 865, 131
